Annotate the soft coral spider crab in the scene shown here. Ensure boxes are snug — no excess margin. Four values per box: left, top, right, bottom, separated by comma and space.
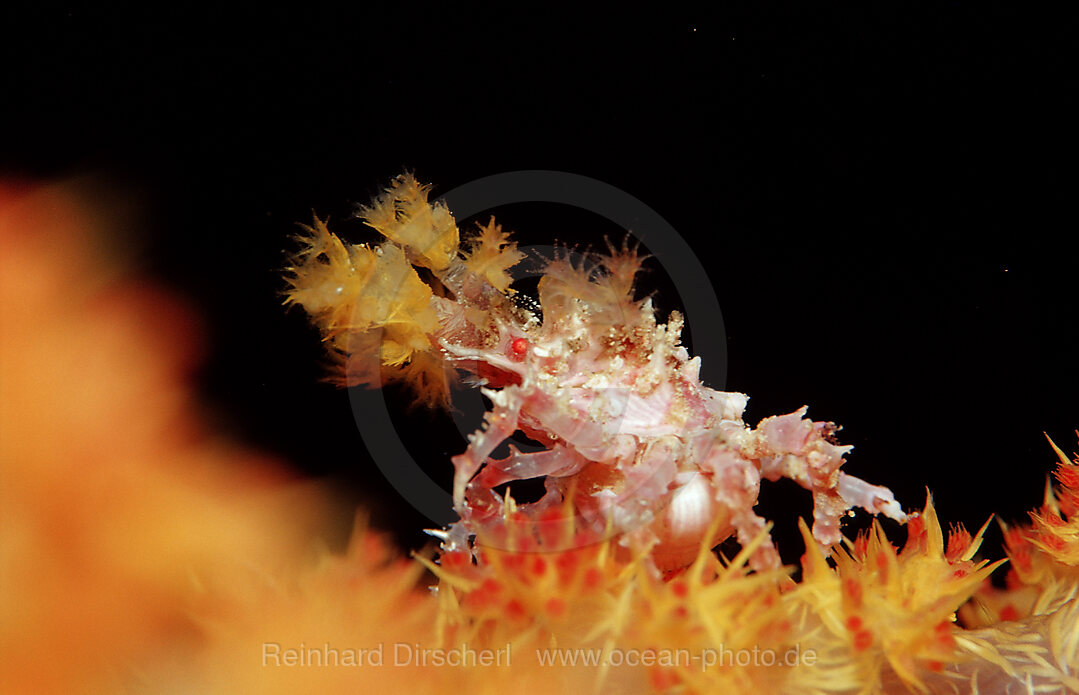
284, 174, 907, 571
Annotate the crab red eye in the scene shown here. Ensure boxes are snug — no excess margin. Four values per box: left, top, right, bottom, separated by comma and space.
509, 337, 529, 361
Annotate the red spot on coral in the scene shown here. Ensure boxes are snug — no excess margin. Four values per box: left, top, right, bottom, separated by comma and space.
556, 550, 579, 574
503, 553, 527, 574
852, 629, 873, 652
999, 604, 1021, 621
935, 622, 955, 648
852, 534, 869, 560
583, 567, 603, 590
952, 568, 967, 578
465, 584, 497, 610
671, 580, 688, 599
440, 551, 471, 570
531, 556, 547, 576
509, 337, 529, 361
505, 599, 526, 621
545, 597, 566, 618
905, 515, 926, 551
875, 550, 890, 580
649, 667, 681, 691
926, 660, 944, 672
1012, 552, 1033, 573
846, 615, 863, 631
843, 578, 863, 608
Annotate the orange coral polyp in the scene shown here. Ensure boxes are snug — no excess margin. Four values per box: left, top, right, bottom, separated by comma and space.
944, 525, 973, 563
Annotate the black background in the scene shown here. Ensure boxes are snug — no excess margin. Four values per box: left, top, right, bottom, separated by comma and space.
3, 4, 1075, 563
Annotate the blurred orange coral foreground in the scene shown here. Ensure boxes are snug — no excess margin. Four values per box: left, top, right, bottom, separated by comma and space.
2, 179, 1079, 694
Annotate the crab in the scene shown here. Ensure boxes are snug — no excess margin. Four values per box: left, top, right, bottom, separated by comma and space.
283, 174, 907, 572
436, 242, 907, 571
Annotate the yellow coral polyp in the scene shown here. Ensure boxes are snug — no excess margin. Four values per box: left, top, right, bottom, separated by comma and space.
358, 173, 460, 271
283, 215, 442, 399
419, 501, 625, 650
537, 244, 649, 332
992, 437, 1079, 592
461, 217, 525, 293
1026, 436, 1079, 567
282, 216, 372, 322
793, 493, 1003, 693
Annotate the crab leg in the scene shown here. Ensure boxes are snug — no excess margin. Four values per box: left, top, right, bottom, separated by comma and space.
705, 446, 782, 571
473, 444, 590, 489
451, 386, 523, 512
836, 472, 906, 522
